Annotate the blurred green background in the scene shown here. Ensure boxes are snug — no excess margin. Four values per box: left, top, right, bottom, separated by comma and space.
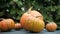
0, 0, 60, 30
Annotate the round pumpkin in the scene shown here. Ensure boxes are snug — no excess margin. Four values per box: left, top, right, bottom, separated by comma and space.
0, 20, 9, 31
20, 7, 45, 32
0, 19, 15, 31
6, 19, 15, 30
15, 23, 21, 30
46, 22, 57, 32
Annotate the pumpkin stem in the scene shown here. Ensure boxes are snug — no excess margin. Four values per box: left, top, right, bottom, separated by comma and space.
28, 7, 33, 12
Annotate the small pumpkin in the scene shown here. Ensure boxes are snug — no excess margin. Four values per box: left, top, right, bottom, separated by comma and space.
15, 23, 21, 30
46, 22, 57, 32
6, 19, 15, 29
0, 20, 9, 31
20, 7, 45, 32
0, 19, 15, 31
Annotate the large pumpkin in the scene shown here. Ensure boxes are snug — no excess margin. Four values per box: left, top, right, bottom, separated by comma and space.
20, 7, 45, 32
0, 19, 15, 31
46, 22, 57, 32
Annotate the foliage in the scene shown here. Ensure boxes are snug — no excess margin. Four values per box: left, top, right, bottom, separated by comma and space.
0, 0, 60, 30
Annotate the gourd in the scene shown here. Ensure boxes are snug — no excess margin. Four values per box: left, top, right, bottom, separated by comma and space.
20, 7, 45, 32
46, 22, 57, 32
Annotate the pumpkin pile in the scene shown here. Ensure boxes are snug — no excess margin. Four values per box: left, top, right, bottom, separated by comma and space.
20, 7, 45, 32
46, 22, 57, 32
0, 19, 15, 32
0, 7, 58, 32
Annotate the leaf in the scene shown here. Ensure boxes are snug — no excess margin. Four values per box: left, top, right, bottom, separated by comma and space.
16, 16, 20, 20
10, 8, 17, 15
41, 8, 53, 22
33, 2, 42, 10
13, 0, 18, 2
16, 1, 23, 7
0, 12, 4, 17
45, 0, 51, 2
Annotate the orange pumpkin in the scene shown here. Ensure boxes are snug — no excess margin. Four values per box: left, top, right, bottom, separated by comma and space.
15, 23, 21, 30
0, 19, 15, 31
20, 7, 45, 32
6, 19, 15, 29
46, 22, 57, 32
0, 20, 9, 31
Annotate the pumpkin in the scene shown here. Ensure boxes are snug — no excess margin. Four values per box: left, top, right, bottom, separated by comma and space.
46, 22, 57, 32
20, 7, 45, 32
15, 23, 21, 30
0, 20, 9, 31
0, 19, 15, 31
6, 19, 15, 29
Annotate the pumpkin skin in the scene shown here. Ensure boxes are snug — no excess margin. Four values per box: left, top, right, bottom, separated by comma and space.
20, 7, 45, 32
6, 19, 15, 30
27, 10, 43, 20
15, 23, 21, 30
46, 22, 57, 32
0, 19, 15, 31
0, 20, 9, 31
